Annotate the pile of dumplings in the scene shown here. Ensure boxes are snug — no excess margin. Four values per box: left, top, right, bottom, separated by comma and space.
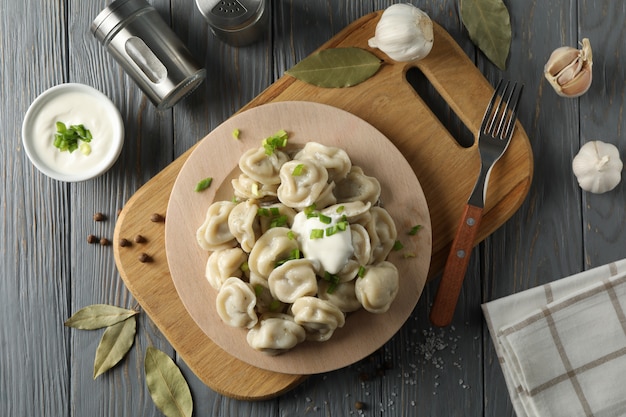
196, 135, 400, 355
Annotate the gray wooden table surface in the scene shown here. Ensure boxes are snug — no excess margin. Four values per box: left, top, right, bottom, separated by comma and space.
2, 0, 625, 416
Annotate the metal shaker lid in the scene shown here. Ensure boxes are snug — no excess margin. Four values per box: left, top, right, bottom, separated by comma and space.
90, 0, 150, 43
195, 0, 264, 30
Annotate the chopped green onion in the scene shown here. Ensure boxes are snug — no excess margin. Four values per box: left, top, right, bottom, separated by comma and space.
392, 240, 404, 251
232, 128, 240, 139
292, 163, 305, 176
262, 129, 289, 155
323, 272, 340, 294
287, 230, 296, 240
409, 225, 422, 235
269, 215, 288, 228
269, 300, 282, 312
79, 142, 92, 156
53, 122, 93, 153
274, 248, 301, 267
357, 266, 367, 278
318, 214, 332, 224
240, 261, 249, 272
270, 207, 280, 216
403, 252, 417, 259
336, 221, 348, 231
310, 229, 324, 239
304, 204, 317, 217
253, 284, 263, 296
194, 177, 213, 192
258, 207, 270, 217
336, 205, 345, 214
326, 226, 337, 236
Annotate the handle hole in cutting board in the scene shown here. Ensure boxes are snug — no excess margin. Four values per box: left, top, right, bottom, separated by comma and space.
406, 67, 474, 148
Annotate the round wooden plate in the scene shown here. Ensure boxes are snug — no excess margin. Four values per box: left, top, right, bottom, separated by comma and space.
165, 101, 431, 375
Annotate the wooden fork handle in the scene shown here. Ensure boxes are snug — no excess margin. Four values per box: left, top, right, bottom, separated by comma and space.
430, 204, 483, 327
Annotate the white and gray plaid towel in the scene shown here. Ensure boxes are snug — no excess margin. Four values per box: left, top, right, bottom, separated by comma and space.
482, 259, 626, 417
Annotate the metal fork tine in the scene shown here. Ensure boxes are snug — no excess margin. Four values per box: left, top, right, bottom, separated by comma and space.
502, 84, 523, 139
485, 81, 509, 134
493, 82, 514, 138
480, 79, 503, 132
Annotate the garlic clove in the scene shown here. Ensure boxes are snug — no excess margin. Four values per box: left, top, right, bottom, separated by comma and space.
572, 141, 623, 194
368, 4, 434, 62
544, 38, 593, 98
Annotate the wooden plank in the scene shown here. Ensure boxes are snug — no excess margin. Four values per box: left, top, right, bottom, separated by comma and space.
480, 0, 585, 415
0, 1, 72, 417
66, 0, 178, 415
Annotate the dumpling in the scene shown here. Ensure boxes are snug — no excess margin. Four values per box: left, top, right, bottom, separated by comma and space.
277, 159, 329, 209
312, 181, 337, 209
349, 223, 372, 266
365, 207, 397, 264
215, 277, 258, 329
228, 199, 261, 252
294, 142, 352, 182
246, 313, 306, 355
321, 201, 371, 220
334, 166, 381, 205
291, 296, 345, 342
354, 261, 399, 313
318, 279, 362, 313
268, 259, 318, 303
247, 227, 299, 279
257, 203, 297, 234
231, 174, 279, 201
197, 201, 237, 251
205, 247, 247, 290
249, 278, 286, 314
336, 259, 361, 282
239, 146, 289, 185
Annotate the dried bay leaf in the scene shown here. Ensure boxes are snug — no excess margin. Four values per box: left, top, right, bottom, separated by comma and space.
145, 347, 193, 417
461, 0, 512, 70
286, 47, 381, 88
65, 304, 138, 330
93, 316, 137, 379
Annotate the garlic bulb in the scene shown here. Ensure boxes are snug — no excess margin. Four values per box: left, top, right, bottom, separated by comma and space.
572, 141, 623, 194
368, 4, 434, 62
544, 38, 593, 98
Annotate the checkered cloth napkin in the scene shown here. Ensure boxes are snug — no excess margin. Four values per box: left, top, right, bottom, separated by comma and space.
482, 259, 626, 417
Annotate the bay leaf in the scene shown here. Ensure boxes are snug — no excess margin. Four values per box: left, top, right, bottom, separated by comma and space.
64, 304, 138, 330
93, 316, 136, 379
286, 47, 381, 88
144, 347, 193, 417
461, 0, 512, 70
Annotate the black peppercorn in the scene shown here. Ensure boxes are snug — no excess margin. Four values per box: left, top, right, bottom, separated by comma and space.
138, 253, 152, 263
150, 213, 165, 223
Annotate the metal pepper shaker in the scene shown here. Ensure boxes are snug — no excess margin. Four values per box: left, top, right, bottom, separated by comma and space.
91, 0, 206, 109
195, 0, 268, 46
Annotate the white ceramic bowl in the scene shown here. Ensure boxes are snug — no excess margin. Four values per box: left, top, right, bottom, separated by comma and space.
22, 83, 124, 182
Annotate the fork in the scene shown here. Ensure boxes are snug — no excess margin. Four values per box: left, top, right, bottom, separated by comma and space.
430, 80, 523, 327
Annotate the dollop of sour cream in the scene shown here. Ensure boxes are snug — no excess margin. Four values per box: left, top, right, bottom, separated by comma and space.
32, 91, 114, 174
23, 84, 124, 181
291, 211, 354, 274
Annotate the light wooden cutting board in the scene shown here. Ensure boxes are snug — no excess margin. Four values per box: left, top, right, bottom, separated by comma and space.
113, 11, 533, 400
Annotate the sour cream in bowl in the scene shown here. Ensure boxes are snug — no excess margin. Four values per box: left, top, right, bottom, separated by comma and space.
22, 83, 124, 182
